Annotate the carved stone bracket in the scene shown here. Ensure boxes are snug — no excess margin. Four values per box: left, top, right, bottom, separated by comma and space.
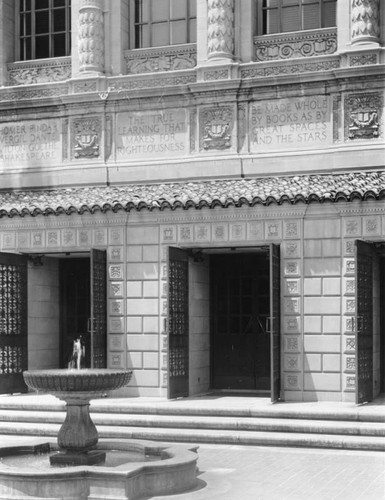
124, 44, 197, 74
351, 0, 380, 44
78, 0, 105, 73
254, 28, 337, 61
207, 0, 234, 60
72, 117, 102, 159
345, 93, 382, 140
7, 57, 71, 86
200, 106, 233, 150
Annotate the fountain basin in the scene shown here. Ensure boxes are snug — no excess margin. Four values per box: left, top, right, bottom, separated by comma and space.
0, 439, 199, 500
23, 369, 133, 465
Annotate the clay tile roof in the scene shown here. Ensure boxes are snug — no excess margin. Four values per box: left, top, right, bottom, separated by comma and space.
0, 171, 384, 218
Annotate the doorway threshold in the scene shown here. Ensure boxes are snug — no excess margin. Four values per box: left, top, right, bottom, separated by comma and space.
207, 389, 271, 398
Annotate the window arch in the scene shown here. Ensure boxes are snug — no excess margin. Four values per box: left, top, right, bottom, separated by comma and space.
134, 0, 196, 49
19, 0, 71, 61
259, 0, 337, 35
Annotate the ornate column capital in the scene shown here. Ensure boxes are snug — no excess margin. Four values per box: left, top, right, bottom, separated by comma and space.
351, 0, 380, 45
78, 0, 105, 74
207, 0, 234, 60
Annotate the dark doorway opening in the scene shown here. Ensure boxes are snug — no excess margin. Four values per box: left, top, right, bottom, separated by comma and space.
380, 256, 385, 394
59, 258, 91, 368
210, 251, 271, 392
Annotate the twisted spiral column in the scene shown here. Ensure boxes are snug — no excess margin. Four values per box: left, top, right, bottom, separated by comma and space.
78, 0, 105, 73
351, 0, 380, 45
207, 0, 234, 60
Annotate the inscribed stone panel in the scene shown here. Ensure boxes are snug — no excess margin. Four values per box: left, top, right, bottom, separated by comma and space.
116, 109, 188, 160
250, 96, 332, 152
0, 119, 62, 169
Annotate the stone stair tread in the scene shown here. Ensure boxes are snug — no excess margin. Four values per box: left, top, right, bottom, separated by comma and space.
0, 421, 384, 451
0, 409, 384, 436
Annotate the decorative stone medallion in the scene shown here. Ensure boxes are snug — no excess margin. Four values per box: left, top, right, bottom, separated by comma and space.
200, 107, 233, 150
72, 117, 101, 159
345, 93, 382, 140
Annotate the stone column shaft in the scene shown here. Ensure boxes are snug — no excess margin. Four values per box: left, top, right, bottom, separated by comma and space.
207, 0, 234, 60
78, 0, 105, 74
351, 0, 380, 44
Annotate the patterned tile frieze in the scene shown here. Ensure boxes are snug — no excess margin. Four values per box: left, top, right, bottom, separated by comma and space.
344, 240, 356, 256
284, 354, 301, 372
284, 279, 301, 296
282, 241, 301, 259
363, 216, 381, 236
343, 218, 362, 237
283, 316, 301, 334
109, 246, 124, 262
284, 335, 301, 352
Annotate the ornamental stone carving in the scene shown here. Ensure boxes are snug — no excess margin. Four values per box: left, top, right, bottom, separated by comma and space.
78, 0, 105, 73
207, 0, 234, 60
254, 28, 337, 61
200, 106, 233, 150
124, 45, 196, 74
351, 0, 380, 44
72, 117, 101, 159
7, 58, 71, 86
345, 93, 382, 140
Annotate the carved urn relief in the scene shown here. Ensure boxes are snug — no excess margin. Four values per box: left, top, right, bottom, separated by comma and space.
351, 0, 380, 44
207, 0, 234, 60
78, 0, 105, 73
200, 107, 234, 150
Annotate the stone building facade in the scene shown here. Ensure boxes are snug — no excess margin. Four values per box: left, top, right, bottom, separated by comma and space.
0, 0, 384, 404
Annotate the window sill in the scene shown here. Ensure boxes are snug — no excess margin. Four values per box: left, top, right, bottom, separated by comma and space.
124, 43, 197, 75
7, 57, 71, 86
253, 28, 337, 62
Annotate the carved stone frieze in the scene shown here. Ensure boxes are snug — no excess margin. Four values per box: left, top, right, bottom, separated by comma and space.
200, 106, 233, 150
345, 93, 382, 140
207, 0, 234, 60
0, 85, 69, 102
124, 45, 196, 74
351, 0, 380, 44
349, 53, 378, 66
109, 73, 196, 91
72, 117, 102, 159
254, 28, 337, 61
241, 58, 340, 79
78, 0, 104, 73
7, 58, 71, 86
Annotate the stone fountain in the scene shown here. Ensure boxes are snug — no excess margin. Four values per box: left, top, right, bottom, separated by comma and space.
0, 338, 199, 500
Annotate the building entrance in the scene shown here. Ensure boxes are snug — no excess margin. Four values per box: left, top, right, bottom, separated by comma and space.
210, 252, 270, 392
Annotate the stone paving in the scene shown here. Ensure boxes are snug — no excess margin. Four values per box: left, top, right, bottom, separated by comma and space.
153, 444, 385, 500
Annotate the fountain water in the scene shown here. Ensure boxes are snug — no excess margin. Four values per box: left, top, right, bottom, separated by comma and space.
0, 338, 199, 499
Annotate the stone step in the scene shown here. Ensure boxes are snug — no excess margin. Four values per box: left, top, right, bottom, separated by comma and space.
0, 409, 384, 437
0, 420, 383, 452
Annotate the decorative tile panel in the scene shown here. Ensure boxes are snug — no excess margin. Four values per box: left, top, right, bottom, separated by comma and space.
247, 221, 264, 241
17, 232, 30, 249
109, 227, 124, 245
110, 282, 124, 298
109, 247, 124, 262
284, 354, 300, 372
109, 265, 124, 280
284, 279, 300, 296
343, 218, 361, 237
212, 224, 228, 242
230, 223, 246, 241
31, 231, 45, 248
195, 224, 211, 242
109, 299, 124, 315
62, 229, 76, 247
284, 374, 300, 390
344, 355, 356, 372
284, 261, 300, 277
283, 316, 301, 334
78, 229, 92, 247
363, 216, 381, 236
179, 225, 194, 243
344, 298, 356, 314
345, 92, 382, 140
284, 298, 300, 314
93, 228, 107, 246
265, 221, 282, 240
2, 232, 16, 249
108, 352, 124, 369
344, 240, 355, 256
344, 259, 355, 275
161, 226, 177, 244
283, 220, 300, 239
109, 317, 124, 333
344, 278, 355, 295
344, 374, 356, 391
47, 230, 60, 247
345, 337, 356, 352
283, 241, 301, 258
284, 335, 301, 352
108, 334, 124, 351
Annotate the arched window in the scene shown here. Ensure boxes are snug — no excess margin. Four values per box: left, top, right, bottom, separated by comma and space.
19, 0, 71, 61
259, 0, 337, 35
134, 0, 196, 48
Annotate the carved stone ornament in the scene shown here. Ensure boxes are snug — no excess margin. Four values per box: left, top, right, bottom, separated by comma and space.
72, 117, 101, 159
345, 93, 382, 140
200, 107, 233, 150
351, 0, 380, 44
124, 45, 197, 74
207, 0, 234, 60
78, 0, 105, 73
254, 28, 337, 62
7, 58, 71, 86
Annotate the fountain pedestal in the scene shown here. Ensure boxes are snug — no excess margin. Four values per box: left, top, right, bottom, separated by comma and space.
23, 369, 132, 466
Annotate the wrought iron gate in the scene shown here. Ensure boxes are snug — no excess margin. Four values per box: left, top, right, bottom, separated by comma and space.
355, 240, 373, 404
90, 248, 107, 368
0, 252, 28, 394
168, 247, 189, 399
270, 244, 281, 403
